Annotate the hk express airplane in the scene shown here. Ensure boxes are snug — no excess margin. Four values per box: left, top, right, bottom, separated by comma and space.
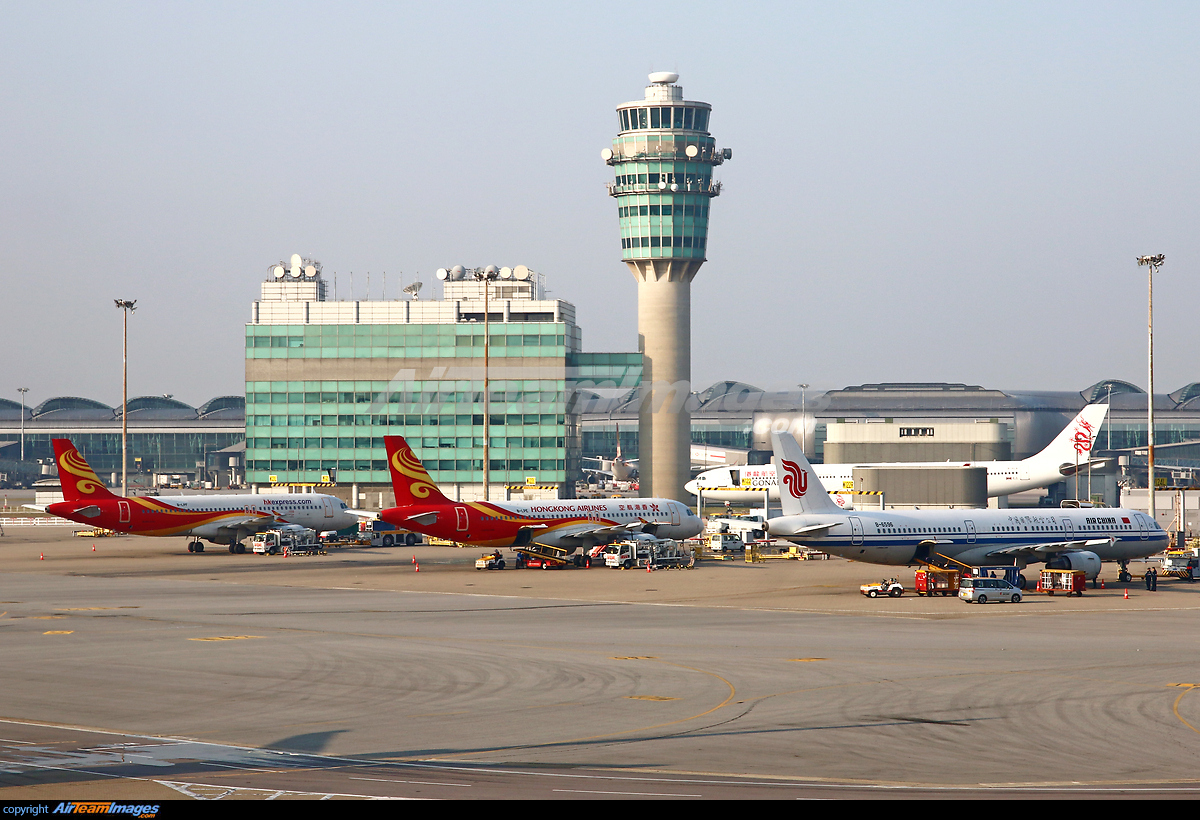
686, 404, 1110, 508
45, 439, 360, 553
378, 435, 702, 556
764, 430, 1166, 585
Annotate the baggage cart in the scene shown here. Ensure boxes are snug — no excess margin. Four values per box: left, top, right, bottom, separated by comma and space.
915, 567, 961, 597
1038, 568, 1085, 596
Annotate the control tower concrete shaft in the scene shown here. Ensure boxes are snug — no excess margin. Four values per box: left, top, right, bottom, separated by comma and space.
603, 73, 730, 500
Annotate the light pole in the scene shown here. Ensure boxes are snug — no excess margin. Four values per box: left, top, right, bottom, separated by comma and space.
17, 388, 29, 461
114, 299, 136, 497
473, 267, 500, 501
797, 384, 809, 456
1137, 254, 1164, 522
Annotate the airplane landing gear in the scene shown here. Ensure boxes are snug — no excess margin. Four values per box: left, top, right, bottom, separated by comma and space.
227, 541, 246, 554
1118, 560, 1132, 583
188, 541, 205, 553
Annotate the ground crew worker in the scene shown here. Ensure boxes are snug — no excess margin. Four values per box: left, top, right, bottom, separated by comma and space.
1150, 565, 1158, 592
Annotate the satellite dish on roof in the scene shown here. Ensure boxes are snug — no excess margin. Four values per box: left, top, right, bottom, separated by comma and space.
513, 265, 530, 281
289, 254, 302, 276
304, 265, 316, 278
685, 144, 699, 158
484, 264, 499, 275
451, 265, 465, 279
600, 148, 613, 161
499, 266, 513, 279
403, 281, 423, 300
272, 265, 286, 279
435, 268, 449, 280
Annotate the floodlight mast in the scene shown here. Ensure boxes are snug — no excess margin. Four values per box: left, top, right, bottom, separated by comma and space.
1136, 255, 1164, 521
114, 299, 137, 497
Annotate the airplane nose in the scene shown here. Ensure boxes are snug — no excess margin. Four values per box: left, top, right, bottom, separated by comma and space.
684, 480, 698, 496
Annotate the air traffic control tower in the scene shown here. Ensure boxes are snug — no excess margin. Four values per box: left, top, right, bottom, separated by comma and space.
603, 72, 730, 500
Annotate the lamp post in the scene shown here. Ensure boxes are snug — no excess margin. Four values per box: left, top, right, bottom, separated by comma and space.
797, 384, 809, 456
17, 387, 29, 461
114, 299, 137, 497
1137, 254, 1164, 522
473, 267, 500, 501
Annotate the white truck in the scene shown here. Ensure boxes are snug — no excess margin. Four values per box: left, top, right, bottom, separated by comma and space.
251, 525, 320, 555
603, 538, 694, 570
705, 514, 766, 543
358, 519, 424, 547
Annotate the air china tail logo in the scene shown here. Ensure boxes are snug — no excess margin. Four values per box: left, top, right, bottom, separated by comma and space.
1073, 419, 1096, 455
780, 459, 808, 498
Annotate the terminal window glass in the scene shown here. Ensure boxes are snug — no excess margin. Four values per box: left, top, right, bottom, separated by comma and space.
673, 107, 684, 128
650, 107, 660, 128
638, 109, 648, 128
684, 108, 694, 130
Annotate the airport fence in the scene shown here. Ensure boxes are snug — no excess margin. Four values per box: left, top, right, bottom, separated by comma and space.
0, 516, 73, 527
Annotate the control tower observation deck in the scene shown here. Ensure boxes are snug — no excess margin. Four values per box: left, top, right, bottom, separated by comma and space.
603, 72, 730, 501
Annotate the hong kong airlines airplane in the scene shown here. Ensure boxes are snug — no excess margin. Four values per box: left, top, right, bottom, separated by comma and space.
687, 404, 1110, 508
765, 431, 1166, 585
378, 435, 702, 553
45, 439, 360, 553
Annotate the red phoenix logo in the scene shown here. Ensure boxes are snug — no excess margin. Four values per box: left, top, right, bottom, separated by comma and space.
1073, 419, 1096, 455
780, 459, 808, 498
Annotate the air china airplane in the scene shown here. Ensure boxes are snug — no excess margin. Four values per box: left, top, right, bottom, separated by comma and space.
378, 435, 702, 556
45, 439, 360, 553
687, 404, 1110, 508
765, 431, 1166, 585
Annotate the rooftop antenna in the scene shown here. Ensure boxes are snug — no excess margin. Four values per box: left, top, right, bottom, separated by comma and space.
383, 271, 386, 301
403, 281, 423, 301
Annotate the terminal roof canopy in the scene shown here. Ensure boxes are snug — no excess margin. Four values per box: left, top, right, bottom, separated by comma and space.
1082, 379, 1145, 403
32, 397, 114, 418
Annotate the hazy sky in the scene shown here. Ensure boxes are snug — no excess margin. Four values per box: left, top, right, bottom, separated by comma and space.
3, 1, 1198, 408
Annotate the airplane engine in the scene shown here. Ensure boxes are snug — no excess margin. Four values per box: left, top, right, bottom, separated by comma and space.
832, 494, 854, 510
1046, 551, 1101, 580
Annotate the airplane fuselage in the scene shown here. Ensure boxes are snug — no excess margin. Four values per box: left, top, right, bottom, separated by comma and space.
379, 497, 702, 550
47, 493, 357, 542
689, 459, 1075, 505
768, 507, 1168, 567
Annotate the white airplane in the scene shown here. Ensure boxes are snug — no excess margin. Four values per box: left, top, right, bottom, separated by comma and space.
583, 424, 638, 481
686, 404, 1110, 508
764, 430, 1166, 585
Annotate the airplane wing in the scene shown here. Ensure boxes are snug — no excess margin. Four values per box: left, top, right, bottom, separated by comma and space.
533, 520, 651, 548
772, 522, 837, 537
343, 508, 380, 520
986, 537, 1115, 558
214, 515, 279, 534
22, 503, 49, 513
403, 511, 440, 527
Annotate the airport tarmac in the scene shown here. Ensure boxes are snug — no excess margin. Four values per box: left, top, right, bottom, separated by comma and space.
2, 527, 1200, 800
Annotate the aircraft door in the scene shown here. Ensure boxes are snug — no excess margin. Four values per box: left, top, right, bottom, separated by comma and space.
1062, 517, 1074, 539
1136, 513, 1149, 540
322, 497, 333, 519
455, 506, 469, 532
670, 503, 680, 526
118, 500, 131, 525
965, 520, 976, 544
850, 517, 864, 545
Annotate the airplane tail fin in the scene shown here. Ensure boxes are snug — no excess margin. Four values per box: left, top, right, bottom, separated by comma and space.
52, 439, 118, 502
384, 436, 451, 507
770, 432, 843, 516
1029, 404, 1109, 466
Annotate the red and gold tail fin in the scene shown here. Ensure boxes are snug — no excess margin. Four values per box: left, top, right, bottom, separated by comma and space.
384, 436, 450, 507
52, 439, 117, 502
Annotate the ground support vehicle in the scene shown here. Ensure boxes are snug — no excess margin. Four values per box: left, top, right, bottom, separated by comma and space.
860, 578, 904, 598
1161, 548, 1200, 581
1038, 568, 1086, 596
959, 576, 1022, 604
966, 565, 1027, 589
705, 515, 767, 543
73, 528, 120, 538
475, 550, 506, 570
251, 525, 319, 555
706, 532, 745, 554
514, 545, 591, 569
604, 538, 694, 570
358, 519, 423, 547
764, 544, 830, 560
915, 567, 961, 597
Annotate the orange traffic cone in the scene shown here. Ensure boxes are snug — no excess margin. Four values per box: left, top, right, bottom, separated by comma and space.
412, 555, 416, 564
415, 562, 420, 572
92, 545, 96, 552
39, 553, 44, 560
1100, 578, 1104, 589
1124, 587, 1129, 600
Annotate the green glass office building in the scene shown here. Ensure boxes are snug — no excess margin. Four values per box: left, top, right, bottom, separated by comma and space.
245, 259, 639, 501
